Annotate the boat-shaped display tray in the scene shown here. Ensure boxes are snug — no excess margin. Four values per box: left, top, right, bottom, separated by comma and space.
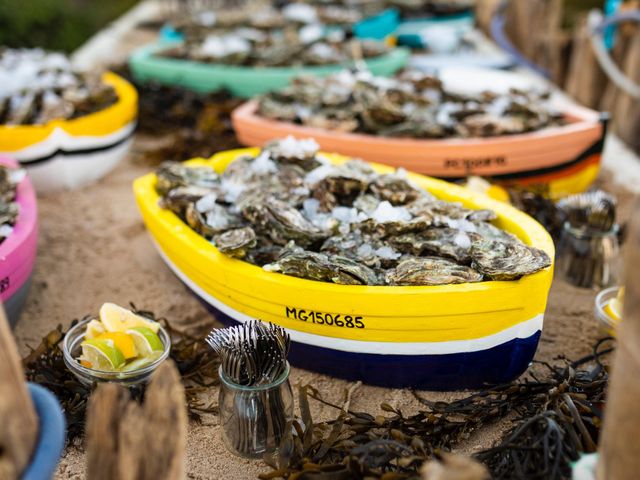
233, 101, 606, 199
0, 72, 138, 193
134, 148, 554, 390
0, 157, 37, 327
128, 42, 410, 98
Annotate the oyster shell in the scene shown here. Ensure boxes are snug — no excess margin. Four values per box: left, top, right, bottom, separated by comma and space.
369, 172, 423, 205
213, 227, 257, 258
321, 231, 402, 269
186, 202, 242, 237
470, 238, 551, 280
242, 198, 328, 247
385, 257, 484, 286
156, 161, 219, 196
264, 247, 379, 285
391, 228, 479, 263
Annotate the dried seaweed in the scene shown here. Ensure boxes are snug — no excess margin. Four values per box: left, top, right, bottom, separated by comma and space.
113, 65, 242, 163
22, 306, 220, 442
261, 339, 612, 480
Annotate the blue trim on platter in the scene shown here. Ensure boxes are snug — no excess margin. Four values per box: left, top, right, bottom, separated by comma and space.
194, 295, 540, 391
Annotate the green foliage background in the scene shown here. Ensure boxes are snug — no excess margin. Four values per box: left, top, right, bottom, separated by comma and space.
0, 0, 139, 53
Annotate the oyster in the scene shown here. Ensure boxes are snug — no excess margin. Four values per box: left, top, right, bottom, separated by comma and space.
391, 228, 479, 263
369, 172, 423, 205
156, 161, 219, 196
242, 198, 328, 247
264, 247, 379, 285
385, 257, 484, 286
186, 202, 242, 237
321, 230, 402, 269
470, 238, 551, 280
407, 198, 496, 225
213, 227, 257, 258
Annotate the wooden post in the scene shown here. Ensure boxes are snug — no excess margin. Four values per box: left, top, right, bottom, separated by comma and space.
0, 305, 39, 480
597, 198, 640, 479
474, 0, 502, 36
612, 29, 640, 152
564, 15, 608, 109
85, 360, 187, 480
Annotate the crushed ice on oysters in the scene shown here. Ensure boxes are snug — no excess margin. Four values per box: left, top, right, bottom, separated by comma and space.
156, 137, 551, 286
258, 69, 564, 138
0, 48, 117, 126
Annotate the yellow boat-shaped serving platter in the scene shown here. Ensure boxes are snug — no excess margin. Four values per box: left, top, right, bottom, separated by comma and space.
134, 148, 555, 389
0, 72, 138, 192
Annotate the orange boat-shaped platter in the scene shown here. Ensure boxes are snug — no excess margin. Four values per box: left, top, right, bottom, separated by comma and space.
233, 100, 606, 199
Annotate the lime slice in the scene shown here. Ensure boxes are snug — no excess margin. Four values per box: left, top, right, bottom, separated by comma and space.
99, 303, 160, 333
81, 338, 126, 371
126, 327, 164, 357
97, 332, 137, 359
85, 319, 105, 339
121, 351, 164, 372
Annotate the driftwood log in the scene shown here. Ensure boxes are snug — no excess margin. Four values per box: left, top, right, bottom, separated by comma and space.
0, 306, 39, 480
598, 198, 640, 479
85, 360, 187, 480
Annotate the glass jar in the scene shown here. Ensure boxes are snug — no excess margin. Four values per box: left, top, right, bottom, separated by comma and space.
556, 222, 620, 289
218, 362, 294, 459
63, 318, 171, 387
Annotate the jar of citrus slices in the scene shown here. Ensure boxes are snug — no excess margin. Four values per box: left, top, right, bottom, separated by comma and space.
63, 303, 171, 386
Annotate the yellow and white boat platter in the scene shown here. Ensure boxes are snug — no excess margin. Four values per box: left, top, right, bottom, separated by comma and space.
0, 72, 137, 192
134, 148, 555, 389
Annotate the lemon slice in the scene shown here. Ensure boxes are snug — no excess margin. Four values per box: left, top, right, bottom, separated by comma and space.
99, 303, 160, 333
605, 297, 623, 322
126, 327, 164, 357
85, 319, 106, 339
121, 351, 164, 372
81, 338, 126, 371
96, 332, 137, 359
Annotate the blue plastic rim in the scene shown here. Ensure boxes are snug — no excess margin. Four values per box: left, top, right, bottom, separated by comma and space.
22, 384, 66, 480
190, 292, 540, 391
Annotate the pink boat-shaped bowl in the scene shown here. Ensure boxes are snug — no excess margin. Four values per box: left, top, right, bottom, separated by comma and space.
0, 156, 38, 326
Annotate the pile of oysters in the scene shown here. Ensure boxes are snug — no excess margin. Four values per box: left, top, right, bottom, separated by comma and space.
0, 48, 117, 126
158, 3, 389, 67
0, 165, 25, 243
258, 70, 564, 138
156, 137, 550, 286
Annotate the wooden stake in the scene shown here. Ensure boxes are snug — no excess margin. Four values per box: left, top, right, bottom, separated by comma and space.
85, 360, 187, 480
0, 305, 39, 480
85, 383, 131, 480
598, 199, 640, 479
612, 29, 640, 152
564, 15, 608, 109
140, 361, 187, 480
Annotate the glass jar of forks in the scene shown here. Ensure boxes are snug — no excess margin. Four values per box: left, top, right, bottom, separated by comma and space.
218, 361, 294, 459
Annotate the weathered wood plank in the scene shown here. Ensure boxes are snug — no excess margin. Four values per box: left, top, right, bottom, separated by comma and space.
0, 306, 38, 480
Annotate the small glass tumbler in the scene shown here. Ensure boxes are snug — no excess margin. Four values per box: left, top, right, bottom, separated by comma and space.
218, 362, 294, 459
556, 222, 620, 289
